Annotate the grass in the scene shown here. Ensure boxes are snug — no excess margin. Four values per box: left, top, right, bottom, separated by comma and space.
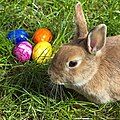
0, 0, 120, 119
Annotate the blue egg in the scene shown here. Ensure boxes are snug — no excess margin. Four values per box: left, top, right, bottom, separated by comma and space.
7, 29, 29, 44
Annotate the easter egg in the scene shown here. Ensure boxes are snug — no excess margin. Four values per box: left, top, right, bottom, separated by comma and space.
32, 28, 53, 43
7, 29, 29, 44
32, 41, 52, 63
13, 41, 32, 62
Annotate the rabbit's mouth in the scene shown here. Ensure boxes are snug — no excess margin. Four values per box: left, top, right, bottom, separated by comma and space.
53, 81, 65, 85
51, 78, 66, 85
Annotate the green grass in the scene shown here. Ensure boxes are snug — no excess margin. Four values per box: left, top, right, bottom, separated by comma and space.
0, 0, 120, 119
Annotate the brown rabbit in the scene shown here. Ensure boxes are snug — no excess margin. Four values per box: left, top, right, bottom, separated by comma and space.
48, 2, 120, 104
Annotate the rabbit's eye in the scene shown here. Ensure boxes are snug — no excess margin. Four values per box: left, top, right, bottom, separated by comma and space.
69, 61, 78, 67
66, 57, 82, 69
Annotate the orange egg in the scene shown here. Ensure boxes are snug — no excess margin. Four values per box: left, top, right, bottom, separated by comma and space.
32, 28, 53, 43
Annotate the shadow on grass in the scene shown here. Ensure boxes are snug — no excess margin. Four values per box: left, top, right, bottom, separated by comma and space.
2, 62, 87, 102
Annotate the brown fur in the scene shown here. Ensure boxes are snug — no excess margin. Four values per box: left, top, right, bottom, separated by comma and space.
48, 2, 120, 104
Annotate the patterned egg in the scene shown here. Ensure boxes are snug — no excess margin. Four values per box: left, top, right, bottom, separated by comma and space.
7, 29, 29, 44
32, 28, 53, 43
13, 41, 32, 62
32, 41, 52, 63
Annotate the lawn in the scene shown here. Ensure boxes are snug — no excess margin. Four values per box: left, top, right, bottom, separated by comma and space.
0, 0, 120, 119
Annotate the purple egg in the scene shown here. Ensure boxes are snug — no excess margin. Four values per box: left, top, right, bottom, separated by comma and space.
13, 41, 32, 62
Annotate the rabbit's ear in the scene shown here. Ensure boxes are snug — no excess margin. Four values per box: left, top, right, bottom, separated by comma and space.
75, 2, 88, 38
87, 24, 107, 54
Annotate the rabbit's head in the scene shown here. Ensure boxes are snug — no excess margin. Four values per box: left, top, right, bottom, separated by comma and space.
49, 2, 107, 87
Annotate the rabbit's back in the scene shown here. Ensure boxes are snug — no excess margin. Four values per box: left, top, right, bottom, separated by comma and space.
78, 35, 120, 103
97, 35, 120, 100
106, 35, 120, 47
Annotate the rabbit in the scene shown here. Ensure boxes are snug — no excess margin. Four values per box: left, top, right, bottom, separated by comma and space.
48, 2, 120, 104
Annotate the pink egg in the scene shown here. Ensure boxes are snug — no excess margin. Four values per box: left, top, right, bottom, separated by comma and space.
13, 41, 32, 62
